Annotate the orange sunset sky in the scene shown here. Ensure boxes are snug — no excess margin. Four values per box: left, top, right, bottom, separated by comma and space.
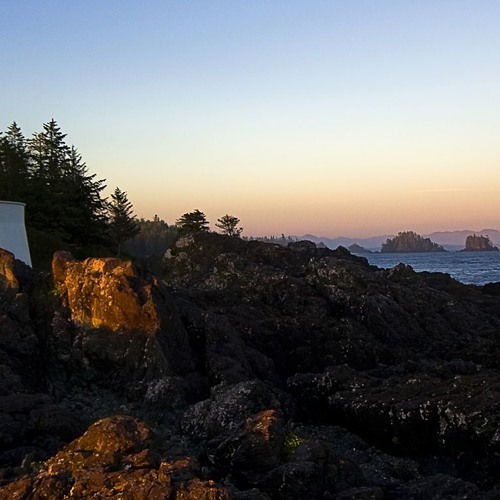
2, 1, 499, 237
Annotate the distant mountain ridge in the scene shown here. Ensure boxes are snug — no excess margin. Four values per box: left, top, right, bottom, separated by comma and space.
297, 229, 500, 251
425, 229, 500, 247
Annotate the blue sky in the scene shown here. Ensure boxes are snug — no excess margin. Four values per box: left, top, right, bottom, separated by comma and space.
1, 1, 499, 236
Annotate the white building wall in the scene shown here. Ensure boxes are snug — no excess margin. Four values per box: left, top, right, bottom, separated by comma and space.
0, 201, 32, 266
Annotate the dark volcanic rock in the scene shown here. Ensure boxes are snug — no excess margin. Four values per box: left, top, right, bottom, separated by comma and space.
0, 249, 41, 394
182, 380, 287, 441
288, 364, 500, 485
2, 234, 500, 497
166, 234, 500, 376
0, 250, 83, 484
163, 233, 500, 494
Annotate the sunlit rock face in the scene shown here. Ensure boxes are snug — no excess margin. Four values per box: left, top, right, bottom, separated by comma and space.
49, 251, 197, 403
0, 248, 19, 292
0, 247, 32, 295
0, 415, 231, 499
52, 251, 160, 332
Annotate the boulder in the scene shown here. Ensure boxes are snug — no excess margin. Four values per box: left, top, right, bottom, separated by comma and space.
0, 416, 231, 499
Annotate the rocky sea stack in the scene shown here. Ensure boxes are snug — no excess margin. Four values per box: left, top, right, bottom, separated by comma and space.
381, 231, 446, 253
463, 234, 499, 252
2, 234, 500, 498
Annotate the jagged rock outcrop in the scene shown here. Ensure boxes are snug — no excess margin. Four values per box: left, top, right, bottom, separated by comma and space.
2, 235, 500, 497
0, 415, 231, 499
49, 251, 198, 403
163, 233, 500, 494
52, 251, 160, 332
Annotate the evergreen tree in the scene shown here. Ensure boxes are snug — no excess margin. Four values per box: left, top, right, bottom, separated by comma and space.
15, 119, 110, 245
0, 122, 30, 201
28, 119, 70, 180
108, 187, 140, 254
27, 119, 72, 236
176, 209, 209, 234
215, 214, 243, 237
0, 119, 113, 265
62, 146, 109, 245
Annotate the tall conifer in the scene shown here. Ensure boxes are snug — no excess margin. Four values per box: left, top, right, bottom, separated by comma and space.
108, 187, 140, 254
23, 119, 108, 244
27, 119, 71, 235
0, 122, 30, 201
62, 146, 108, 245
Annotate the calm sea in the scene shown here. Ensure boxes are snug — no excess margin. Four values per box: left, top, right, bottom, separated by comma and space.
363, 252, 500, 286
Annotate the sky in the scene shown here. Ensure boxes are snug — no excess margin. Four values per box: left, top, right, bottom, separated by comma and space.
1, 1, 499, 237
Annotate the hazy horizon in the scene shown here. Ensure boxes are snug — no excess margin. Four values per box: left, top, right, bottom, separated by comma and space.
2, 1, 499, 238
284, 227, 500, 243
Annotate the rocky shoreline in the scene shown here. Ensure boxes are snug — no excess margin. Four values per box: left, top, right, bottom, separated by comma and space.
1, 234, 500, 498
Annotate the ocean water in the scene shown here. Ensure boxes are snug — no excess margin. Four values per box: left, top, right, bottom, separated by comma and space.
362, 251, 500, 286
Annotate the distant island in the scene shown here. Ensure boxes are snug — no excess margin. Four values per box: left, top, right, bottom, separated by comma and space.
296, 229, 500, 252
348, 243, 372, 254
462, 234, 499, 252
381, 231, 446, 253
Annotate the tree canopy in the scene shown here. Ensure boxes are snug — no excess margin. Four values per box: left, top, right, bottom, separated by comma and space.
0, 120, 249, 267
108, 187, 140, 254
215, 214, 243, 237
124, 215, 177, 258
176, 209, 209, 234
0, 122, 30, 201
0, 119, 108, 245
